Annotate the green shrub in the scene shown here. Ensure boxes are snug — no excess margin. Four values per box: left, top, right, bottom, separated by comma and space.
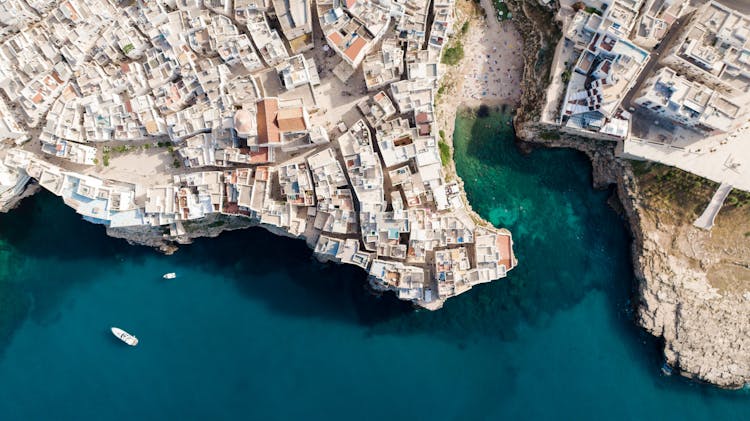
561, 69, 571, 83
438, 140, 451, 166
442, 42, 464, 65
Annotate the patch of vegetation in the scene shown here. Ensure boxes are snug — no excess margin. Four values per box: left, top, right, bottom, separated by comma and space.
584, 6, 603, 16
143, 143, 151, 150
436, 84, 446, 102
122, 43, 135, 55
539, 130, 560, 140
561, 69, 571, 83
93, 158, 99, 165
631, 161, 718, 221
744, 232, 750, 237
208, 220, 226, 228
439, 129, 446, 141
172, 158, 181, 168
438, 140, 451, 167
461, 21, 470, 36
442, 42, 465, 66
157, 142, 167, 148
726, 189, 750, 209
492, 0, 511, 20
102, 153, 110, 167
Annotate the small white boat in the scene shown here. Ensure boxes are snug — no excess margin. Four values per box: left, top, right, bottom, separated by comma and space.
163, 272, 176, 279
111, 327, 138, 346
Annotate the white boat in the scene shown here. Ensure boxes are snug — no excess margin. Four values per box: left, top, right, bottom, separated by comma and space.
111, 327, 138, 346
163, 272, 176, 279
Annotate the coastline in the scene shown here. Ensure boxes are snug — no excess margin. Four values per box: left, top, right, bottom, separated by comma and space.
433, 0, 524, 260
0, 0, 745, 389
501, 0, 750, 389
0, 0, 521, 311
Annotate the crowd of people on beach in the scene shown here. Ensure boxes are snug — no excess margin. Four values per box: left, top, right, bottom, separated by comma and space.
460, 21, 524, 103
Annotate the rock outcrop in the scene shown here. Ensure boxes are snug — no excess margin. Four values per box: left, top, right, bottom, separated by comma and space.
619, 169, 750, 388
509, 0, 750, 389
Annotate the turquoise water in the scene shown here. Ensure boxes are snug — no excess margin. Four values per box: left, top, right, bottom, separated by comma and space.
0, 108, 747, 419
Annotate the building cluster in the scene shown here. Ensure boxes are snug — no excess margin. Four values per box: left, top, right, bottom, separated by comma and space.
558, 0, 748, 140
0, 0, 515, 308
634, 2, 749, 135
560, 0, 651, 137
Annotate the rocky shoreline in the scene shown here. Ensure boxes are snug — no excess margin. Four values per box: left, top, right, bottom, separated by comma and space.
508, 0, 749, 389
0, 0, 745, 389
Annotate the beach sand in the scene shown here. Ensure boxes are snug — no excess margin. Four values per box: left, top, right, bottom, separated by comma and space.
436, 0, 525, 147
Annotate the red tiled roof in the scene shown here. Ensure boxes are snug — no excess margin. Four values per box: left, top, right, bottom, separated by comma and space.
415, 112, 430, 124
249, 147, 269, 164
256, 99, 280, 144
328, 32, 344, 47
496, 235, 513, 269
344, 37, 367, 62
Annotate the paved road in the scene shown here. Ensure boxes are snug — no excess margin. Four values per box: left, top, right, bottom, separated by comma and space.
620, 14, 688, 111
693, 182, 733, 230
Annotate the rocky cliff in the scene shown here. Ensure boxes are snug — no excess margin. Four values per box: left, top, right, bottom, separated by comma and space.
620, 166, 750, 389
509, 0, 750, 389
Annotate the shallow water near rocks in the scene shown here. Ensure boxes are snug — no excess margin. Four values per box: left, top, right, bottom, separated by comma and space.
0, 108, 747, 420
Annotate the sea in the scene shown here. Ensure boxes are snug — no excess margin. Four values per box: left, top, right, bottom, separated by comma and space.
0, 107, 747, 420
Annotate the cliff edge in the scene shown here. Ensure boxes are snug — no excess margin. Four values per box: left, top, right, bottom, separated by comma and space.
507, 0, 750, 388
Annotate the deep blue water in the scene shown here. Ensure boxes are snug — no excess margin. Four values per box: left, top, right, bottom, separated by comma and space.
0, 108, 747, 420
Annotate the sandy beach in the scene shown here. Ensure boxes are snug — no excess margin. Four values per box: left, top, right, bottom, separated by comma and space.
436, 0, 525, 145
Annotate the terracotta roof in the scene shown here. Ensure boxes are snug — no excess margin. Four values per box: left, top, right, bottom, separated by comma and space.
415, 112, 430, 124
256, 99, 280, 144
344, 37, 367, 62
248, 147, 269, 164
496, 234, 513, 269
345, 0, 357, 8
277, 107, 307, 132
328, 32, 344, 47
